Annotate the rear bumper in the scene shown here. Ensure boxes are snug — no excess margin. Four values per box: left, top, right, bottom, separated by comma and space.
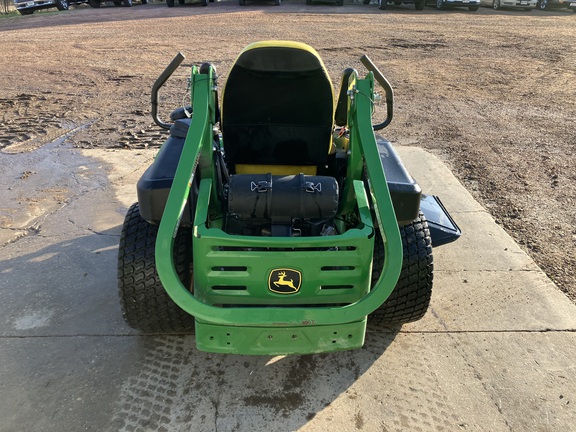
502, 0, 537, 7
15, 0, 56, 10
442, 0, 480, 5
196, 320, 367, 355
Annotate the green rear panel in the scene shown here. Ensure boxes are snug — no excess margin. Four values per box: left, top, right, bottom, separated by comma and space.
193, 212, 373, 308
191, 177, 373, 354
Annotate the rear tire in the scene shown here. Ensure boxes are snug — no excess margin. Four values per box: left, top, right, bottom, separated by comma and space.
88, 0, 100, 7
123, 0, 132, 6
118, 203, 195, 333
378, 0, 387, 9
369, 213, 433, 326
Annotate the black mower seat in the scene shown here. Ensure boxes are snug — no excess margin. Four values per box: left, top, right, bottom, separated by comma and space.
221, 41, 335, 175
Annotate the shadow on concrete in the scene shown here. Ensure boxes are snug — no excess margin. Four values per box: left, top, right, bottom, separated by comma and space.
1, 222, 401, 430
109, 329, 400, 431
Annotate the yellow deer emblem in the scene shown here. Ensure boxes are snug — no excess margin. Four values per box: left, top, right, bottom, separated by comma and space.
268, 269, 302, 294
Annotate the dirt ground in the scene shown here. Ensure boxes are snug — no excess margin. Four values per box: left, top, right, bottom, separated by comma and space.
1, 2, 575, 301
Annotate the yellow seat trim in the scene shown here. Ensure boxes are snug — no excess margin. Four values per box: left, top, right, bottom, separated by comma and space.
235, 164, 317, 176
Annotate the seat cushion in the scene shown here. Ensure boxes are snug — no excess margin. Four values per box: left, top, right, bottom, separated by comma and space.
221, 42, 335, 172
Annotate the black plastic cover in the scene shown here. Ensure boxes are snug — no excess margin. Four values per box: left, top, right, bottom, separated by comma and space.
137, 120, 191, 225
138, 124, 425, 228
376, 136, 422, 225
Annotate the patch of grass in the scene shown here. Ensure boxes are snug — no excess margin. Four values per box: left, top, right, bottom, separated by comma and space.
0, 11, 20, 18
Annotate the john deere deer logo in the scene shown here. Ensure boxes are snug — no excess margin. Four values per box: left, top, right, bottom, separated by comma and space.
268, 269, 302, 294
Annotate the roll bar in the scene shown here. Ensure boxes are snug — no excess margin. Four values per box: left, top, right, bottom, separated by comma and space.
360, 54, 394, 131
151, 52, 186, 130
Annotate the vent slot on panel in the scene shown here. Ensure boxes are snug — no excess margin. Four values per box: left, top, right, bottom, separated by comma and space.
321, 266, 355, 271
320, 285, 355, 290
211, 286, 248, 291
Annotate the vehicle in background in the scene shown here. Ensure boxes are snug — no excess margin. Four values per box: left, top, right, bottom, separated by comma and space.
481, 0, 536, 9
536, 0, 576, 10
363, 0, 426, 10
14, 0, 86, 14
427, 0, 480, 9
166, 0, 215, 6
88, 0, 147, 7
307, 0, 343, 5
241, 0, 281, 5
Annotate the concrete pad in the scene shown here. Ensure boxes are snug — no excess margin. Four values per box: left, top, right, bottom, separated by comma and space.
0, 336, 144, 431
1, 144, 575, 431
431, 270, 576, 331
0, 333, 507, 431
1, 148, 154, 337
0, 230, 130, 337
452, 332, 576, 432
107, 332, 515, 432
433, 210, 539, 272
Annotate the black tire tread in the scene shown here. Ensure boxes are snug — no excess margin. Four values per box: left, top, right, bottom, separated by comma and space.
369, 213, 433, 325
118, 203, 194, 332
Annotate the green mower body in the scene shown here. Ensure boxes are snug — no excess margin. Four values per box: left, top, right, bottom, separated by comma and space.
118, 41, 460, 355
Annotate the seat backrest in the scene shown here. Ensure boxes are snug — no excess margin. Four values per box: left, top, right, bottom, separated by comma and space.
221, 41, 334, 175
